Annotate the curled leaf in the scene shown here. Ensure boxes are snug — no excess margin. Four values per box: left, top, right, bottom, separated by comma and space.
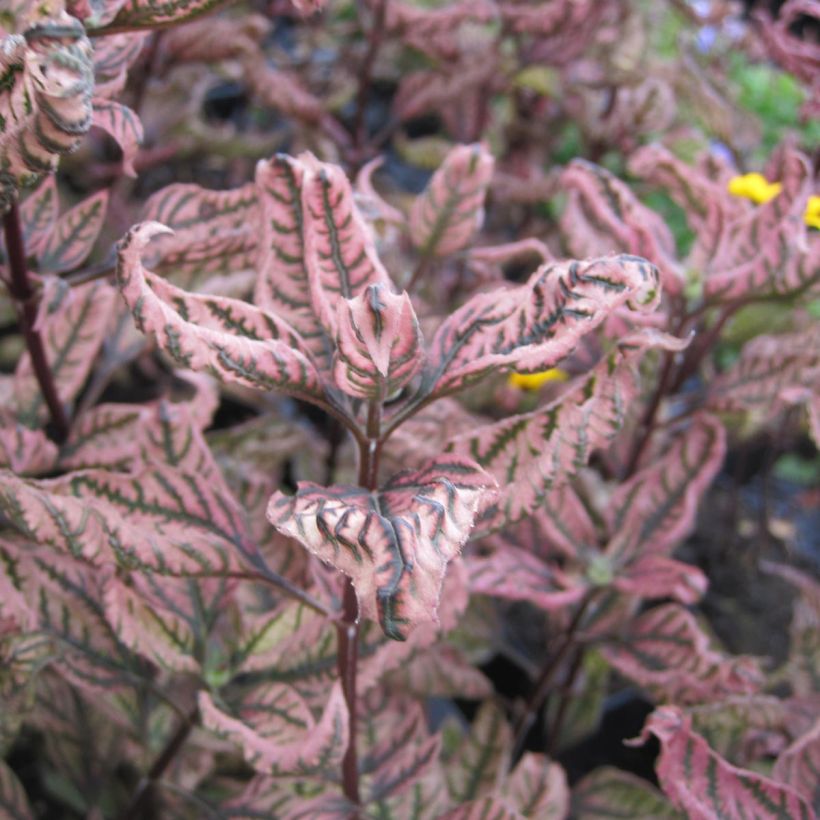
268, 457, 494, 640
410, 143, 495, 257
117, 222, 326, 403
333, 285, 423, 399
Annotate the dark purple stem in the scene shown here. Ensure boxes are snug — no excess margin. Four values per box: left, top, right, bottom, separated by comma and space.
3, 203, 69, 442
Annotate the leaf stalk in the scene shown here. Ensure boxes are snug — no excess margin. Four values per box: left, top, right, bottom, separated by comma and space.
2, 203, 70, 442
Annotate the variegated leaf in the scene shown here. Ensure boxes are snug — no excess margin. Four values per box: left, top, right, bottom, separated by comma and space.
301, 155, 392, 338
438, 797, 523, 820
333, 285, 423, 399
254, 154, 331, 365
117, 223, 326, 403
102, 574, 198, 672
140, 180, 260, 287
774, 718, 820, 810
605, 413, 726, 563
383, 642, 493, 699
504, 753, 569, 819
198, 682, 348, 778
571, 766, 681, 819
0, 464, 245, 576
91, 99, 142, 177
58, 403, 149, 471
688, 696, 805, 766
0, 758, 33, 820
3, 543, 134, 694
560, 159, 683, 294
94, 0, 234, 31
613, 555, 708, 606
708, 326, 820, 425
466, 545, 584, 611
0, 410, 58, 474
409, 143, 495, 257
0, 14, 94, 210
445, 702, 511, 804
634, 706, 815, 820
38, 190, 108, 274
602, 604, 764, 704
13, 280, 116, 426
447, 330, 685, 533
268, 457, 493, 640
19, 175, 58, 255
628, 143, 738, 270
363, 702, 442, 809
421, 255, 660, 400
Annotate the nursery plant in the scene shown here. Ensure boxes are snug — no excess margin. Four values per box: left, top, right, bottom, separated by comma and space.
0, 0, 819, 818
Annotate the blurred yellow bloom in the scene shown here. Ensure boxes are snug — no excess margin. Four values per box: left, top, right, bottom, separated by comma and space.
727, 172, 782, 204
508, 369, 569, 390
805, 196, 820, 230
728, 174, 820, 229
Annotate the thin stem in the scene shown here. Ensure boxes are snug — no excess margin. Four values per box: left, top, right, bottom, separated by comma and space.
2, 203, 70, 442
337, 399, 382, 810
338, 578, 360, 808
510, 594, 593, 763
119, 705, 199, 820
545, 646, 584, 756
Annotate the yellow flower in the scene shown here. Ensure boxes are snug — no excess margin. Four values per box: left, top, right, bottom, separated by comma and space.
507, 368, 569, 391
805, 195, 820, 230
727, 172, 782, 204
728, 174, 820, 229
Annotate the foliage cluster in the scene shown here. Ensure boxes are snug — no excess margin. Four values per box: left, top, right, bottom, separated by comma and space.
0, 0, 818, 817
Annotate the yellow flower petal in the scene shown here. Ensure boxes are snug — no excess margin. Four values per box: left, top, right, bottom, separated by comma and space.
805, 195, 820, 230
508, 369, 569, 391
727, 173, 782, 205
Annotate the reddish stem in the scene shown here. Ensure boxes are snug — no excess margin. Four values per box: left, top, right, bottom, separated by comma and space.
2, 203, 69, 442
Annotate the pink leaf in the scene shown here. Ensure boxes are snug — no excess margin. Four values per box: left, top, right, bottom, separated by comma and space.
438, 797, 522, 820
614, 555, 708, 606
774, 718, 820, 809
0, 13, 94, 206
268, 457, 494, 640
103, 574, 199, 672
91, 99, 143, 177
117, 223, 326, 402
445, 703, 511, 804
504, 753, 569, 819
301, 155, 393, 337
606, 413, 726, 563
198, 682, 348, 777
0, 464, 245, 576
423, 255, 660, 399
58, 403, 149, 472
140, 180, 260, 287
467, 546, 584, 611
254, 154, 330, 364
97, 0, 235, 30
333, 285, 423, 399
603, 604, 764, 704
19, 175, 58, 255
447, 330, 682, 532
560, 159, 683, 295
13, 280, 116, 426
410, 143, 495, 257
633, 706, 816, 820
0, 410, 58, 474
38, 190, 108, 274
364, 706, 441, 807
